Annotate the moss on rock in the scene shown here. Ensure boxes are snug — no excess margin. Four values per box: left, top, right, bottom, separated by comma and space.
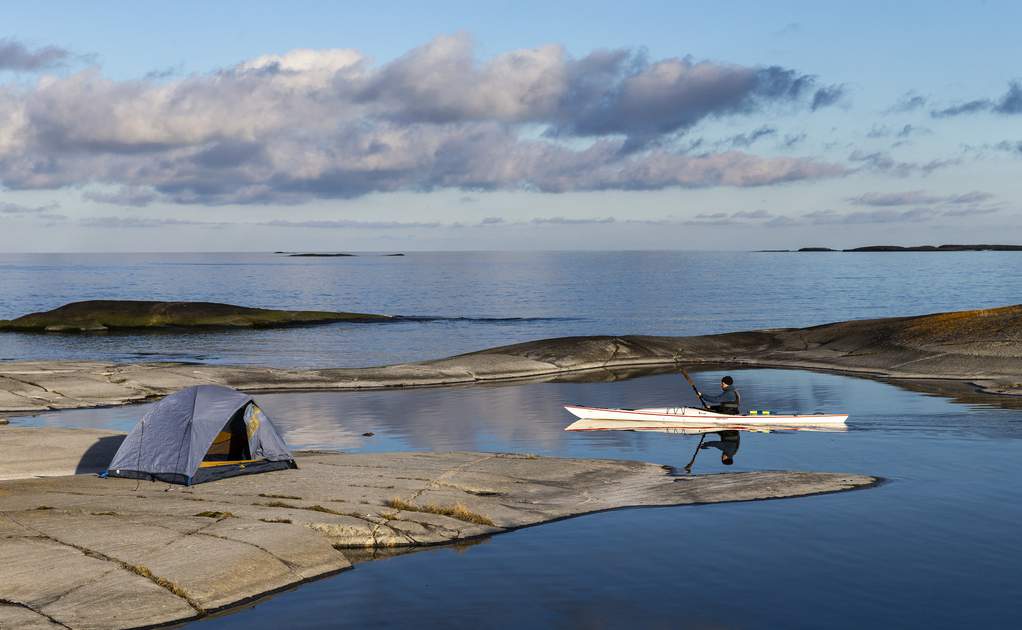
0, 300, 391, 332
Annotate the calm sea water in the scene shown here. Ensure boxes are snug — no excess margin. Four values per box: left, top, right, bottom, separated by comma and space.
1, 251, 1019, 366
14, 369, 1022, 629
6, 251, 1022, 628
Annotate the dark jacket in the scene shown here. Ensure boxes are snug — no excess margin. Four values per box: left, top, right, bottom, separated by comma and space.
701, 386, 740, 413
702, 430, 741, 457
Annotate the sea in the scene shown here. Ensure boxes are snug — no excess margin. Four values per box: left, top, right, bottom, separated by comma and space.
4, 251, 1022, 629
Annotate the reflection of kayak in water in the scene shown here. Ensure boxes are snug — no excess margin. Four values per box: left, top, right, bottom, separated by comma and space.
563, 405, 848, 434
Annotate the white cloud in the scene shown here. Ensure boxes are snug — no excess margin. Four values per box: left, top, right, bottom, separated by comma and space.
0, 35, 844, 205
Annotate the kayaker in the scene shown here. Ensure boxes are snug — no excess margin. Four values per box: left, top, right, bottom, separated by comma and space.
697, 375, 740, 415
700, 430, 740, 465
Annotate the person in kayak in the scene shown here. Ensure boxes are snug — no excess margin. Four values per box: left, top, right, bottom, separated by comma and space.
697, 375, 740, 415
700, 430, 740, 465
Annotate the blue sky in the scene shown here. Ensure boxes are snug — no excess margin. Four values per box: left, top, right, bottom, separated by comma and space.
1, 1, 1020, 251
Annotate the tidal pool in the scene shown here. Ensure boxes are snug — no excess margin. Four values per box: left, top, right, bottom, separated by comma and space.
18, 369, 1022, 629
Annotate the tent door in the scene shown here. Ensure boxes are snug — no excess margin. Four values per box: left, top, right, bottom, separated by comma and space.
204, 405, 252, 462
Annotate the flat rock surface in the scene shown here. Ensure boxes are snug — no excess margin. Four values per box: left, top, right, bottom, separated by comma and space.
0, 448, 876, 629
0, 428, 125, 480
1, 304, 1020, 413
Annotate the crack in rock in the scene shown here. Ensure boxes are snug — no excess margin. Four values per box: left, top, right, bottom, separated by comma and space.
0, 598, 73, 629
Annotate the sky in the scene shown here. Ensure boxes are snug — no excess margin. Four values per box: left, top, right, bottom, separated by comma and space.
1, 0, 1021, 251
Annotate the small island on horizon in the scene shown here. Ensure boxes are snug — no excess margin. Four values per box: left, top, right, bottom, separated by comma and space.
281, 252, 406, 257
759, 244, 1022, 252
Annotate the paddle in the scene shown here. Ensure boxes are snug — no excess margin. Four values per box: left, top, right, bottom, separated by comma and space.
683, 433, 705, 474
680, 368, 710, 409
680, 368, 710, 474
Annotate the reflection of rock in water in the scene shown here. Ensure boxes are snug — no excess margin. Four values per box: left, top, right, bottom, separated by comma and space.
343, 535, 491, 566
886, 378, 1022, 411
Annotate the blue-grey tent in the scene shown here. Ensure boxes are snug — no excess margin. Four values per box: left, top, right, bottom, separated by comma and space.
105, 385, 296, 485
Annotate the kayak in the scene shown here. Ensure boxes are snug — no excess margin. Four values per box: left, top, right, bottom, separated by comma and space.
563, 404, 848, 434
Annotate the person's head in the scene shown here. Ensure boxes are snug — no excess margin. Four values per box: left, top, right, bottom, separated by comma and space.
720, 375, 734, 390
721, 453, 734, 465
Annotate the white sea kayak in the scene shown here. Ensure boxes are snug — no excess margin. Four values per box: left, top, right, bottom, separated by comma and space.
564, 404, 848, 434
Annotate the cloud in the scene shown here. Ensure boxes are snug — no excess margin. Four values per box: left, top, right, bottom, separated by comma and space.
848, 150, 958, 176
0, 35, 845, 204
866, 124, 929, 139
724, 126, 777, 148
811, 84, 845, 110
79, 216, 219, 228
781, 132, 807, 148
802, 208, 936, 224
683, 209, 776, 225
0, 38, 70, 71
994, 140, 1022, 155
0, 201, 59, 214
847, 190, 993, 207
889, 92, 927, 113
143, 66, 182, 80
362, 35, 843, 150
932, 99, 992, 118
993, 81, 1022, 114
801, 204, 1002, 224
801, 192, 1002, 225
530, 216, 615, 225
772, 23, 802, 37
931, 80, 1022, 117
262, 218, 444, 229
83, 186, 161, 207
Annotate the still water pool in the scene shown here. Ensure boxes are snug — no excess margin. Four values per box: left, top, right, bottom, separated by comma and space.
17, 369, 1022, 629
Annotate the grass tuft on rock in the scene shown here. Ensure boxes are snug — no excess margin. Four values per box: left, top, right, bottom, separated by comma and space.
194, 510, 235, 520
256, 501, 299, 509
256, 501, 349, 516
384, 497, 496, 527
128, 564, 194, 604
305, 504, 345, 515
258, 493, 302, 500
259, 517, 293, 524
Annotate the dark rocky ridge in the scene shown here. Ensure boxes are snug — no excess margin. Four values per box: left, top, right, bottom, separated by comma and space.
0, 300, 391, 332
792, 244, 1022, 252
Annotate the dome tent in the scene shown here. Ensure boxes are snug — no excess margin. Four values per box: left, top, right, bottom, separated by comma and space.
105, 385, 296, 485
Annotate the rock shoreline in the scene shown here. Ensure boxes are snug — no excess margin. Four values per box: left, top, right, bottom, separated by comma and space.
1, 305, 1020, 413
0, 445, 876, 629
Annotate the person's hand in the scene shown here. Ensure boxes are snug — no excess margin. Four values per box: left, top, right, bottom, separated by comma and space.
699, 443, 709, 450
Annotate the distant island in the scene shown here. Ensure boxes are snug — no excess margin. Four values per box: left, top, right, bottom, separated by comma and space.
287, 252, 356, 257
283, 252, 405, 257
755, 244, 1022, 252
0, 300, 392, 332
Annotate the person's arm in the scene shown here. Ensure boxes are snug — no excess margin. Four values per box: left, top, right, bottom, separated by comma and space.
700, 440, 725, 451
699, 390, 723, 403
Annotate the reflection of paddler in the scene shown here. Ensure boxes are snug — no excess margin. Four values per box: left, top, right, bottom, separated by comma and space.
700, 430, 740, 465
